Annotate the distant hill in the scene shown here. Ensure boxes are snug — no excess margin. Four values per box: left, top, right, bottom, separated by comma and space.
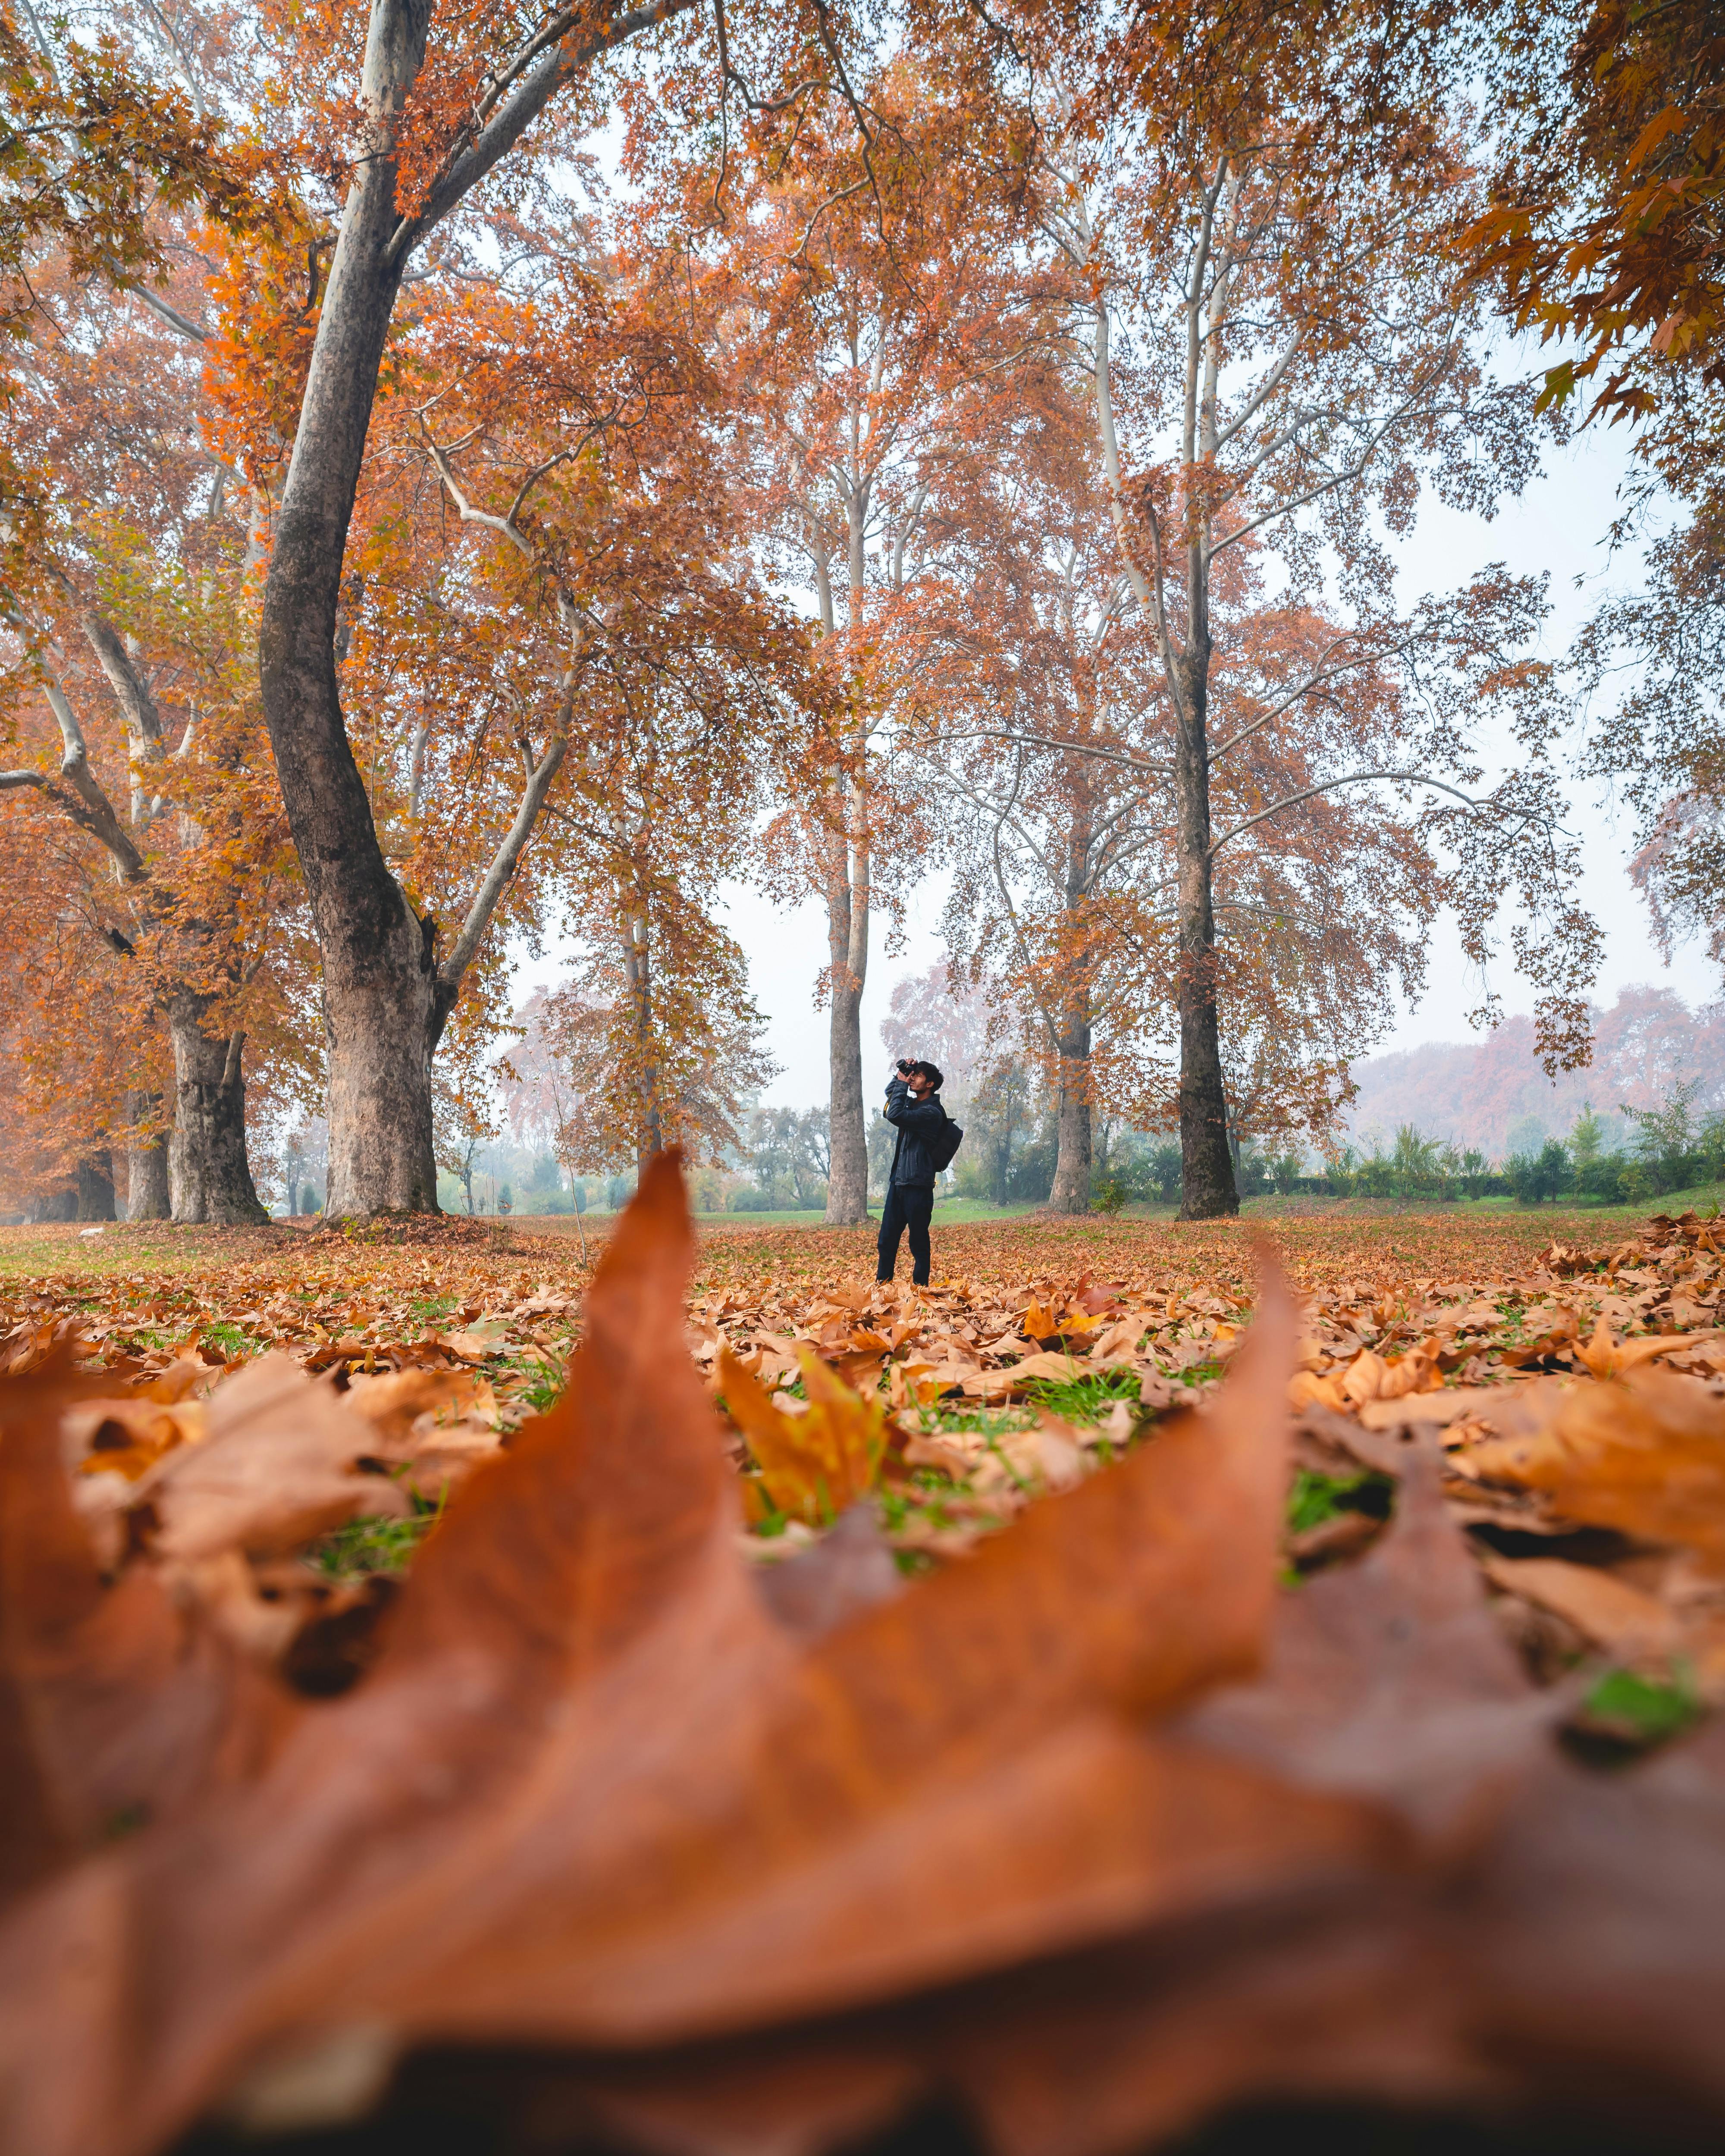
1344, 986, 1725, 1159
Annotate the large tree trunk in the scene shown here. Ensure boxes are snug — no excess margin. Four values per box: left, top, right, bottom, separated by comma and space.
125, 1091, 170, 1220
257, 3, 442, 1218
167, 998, 267, 1225
75, 1150, 116, 1222
323, 950, 441, 1215
29, 1186, 77, 1222
823, 839, 869, 1225
1173, 648, 1239, 1220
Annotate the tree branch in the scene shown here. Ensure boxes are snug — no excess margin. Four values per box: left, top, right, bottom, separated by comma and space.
387, 0, 701, 267
1208, 768, 1544, 858
3, 629, 147, 877
436, 731, 568, 1005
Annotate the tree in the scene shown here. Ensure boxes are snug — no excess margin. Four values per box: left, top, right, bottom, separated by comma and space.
746, 1105, 829, 1208
0, 258, 314, 1222
1021, 5, 1596, 1213
433, 1068, 489, 1216
906, 333, 1546, 1216
245, 0, 906, 1216
1465, 0, 1724, 438
1575, 514, 1725, 981
712, 63, 1024, 1222
1467, 5, 1725, 988
0, 13, 297, 1221
878, 962, 992, 1089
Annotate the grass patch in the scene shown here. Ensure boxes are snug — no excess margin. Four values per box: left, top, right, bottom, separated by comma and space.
1021, 1366, 1142, 1423
310, 1490, 444, 1582
201, 1319, 261, 1361
914, 1401, 1034, 1438
1287, 1467, 1394, 1536
1580, 1665, 1701, 1748
504, 1354, 565, 1414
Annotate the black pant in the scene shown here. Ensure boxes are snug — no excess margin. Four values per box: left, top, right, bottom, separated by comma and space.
877, 1181, 934, 1284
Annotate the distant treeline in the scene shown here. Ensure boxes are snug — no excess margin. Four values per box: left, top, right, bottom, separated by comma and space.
1088, 1082, 1725, 1211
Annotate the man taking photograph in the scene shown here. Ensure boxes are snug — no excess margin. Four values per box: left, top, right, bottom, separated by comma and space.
878, 1058, 950, 1287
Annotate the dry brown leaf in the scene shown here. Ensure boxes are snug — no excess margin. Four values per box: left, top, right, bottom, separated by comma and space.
140, 1354, 405, 1564
719, 1346, 887, 1521
752, 1504, 903, 1641
0, 1354, 298, 1908
1477, 1554, 1680, 1660
1573, 1316, 1717, 1380
342, 1366, 485, 1447
66, 1395, 207, 1482
1357, 1383, 1515, 1431
1456, 1369, 1725, 1570
1183, 1448, 1558, 1849
1001, 1349, 1091, 1391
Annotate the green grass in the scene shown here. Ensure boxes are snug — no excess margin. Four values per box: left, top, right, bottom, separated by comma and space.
1286, 1466, 1394, 1536
200, 1319, 262, 1361
499, 1352, 566, 1414
914, 1401, 1035, 1438
1580, 1665, 1701, 1747
1236, 1180, 1725, 1222
310, 1491, 444, 1582
1021, 1366, 1144, 1423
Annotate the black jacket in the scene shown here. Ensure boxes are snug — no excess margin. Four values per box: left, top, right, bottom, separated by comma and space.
884, 1075, 948, 1188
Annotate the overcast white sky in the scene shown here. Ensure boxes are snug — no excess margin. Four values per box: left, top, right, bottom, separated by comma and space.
514, 418, 1718, 1112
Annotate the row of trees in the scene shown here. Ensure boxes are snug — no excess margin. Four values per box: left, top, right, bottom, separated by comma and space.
0, 0, 1718, 1222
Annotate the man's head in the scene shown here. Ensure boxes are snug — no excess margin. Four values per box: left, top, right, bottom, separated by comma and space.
902, 1059, 943, 1099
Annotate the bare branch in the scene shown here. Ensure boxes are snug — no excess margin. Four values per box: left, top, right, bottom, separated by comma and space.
1208, 768, 1545, 858
128, 281, 208, 341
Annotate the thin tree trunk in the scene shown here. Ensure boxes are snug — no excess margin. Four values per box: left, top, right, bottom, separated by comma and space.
823, 827, 869, 1224
125, 1091, 170, 1220
1093, 290, 1236, 1219
623, 907, 664, 1177
1173, 649, 1238, 1219
75, 1150, 115, 1222
1047, 800, 1095, 1216
825, 477, 872, 1228
167, 998, 267, 1224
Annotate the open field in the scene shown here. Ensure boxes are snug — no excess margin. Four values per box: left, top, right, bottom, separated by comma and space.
4, 1188, 1713, 1307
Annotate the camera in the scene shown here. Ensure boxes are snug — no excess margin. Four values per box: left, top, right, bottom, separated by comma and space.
895, 1058, 913, 1075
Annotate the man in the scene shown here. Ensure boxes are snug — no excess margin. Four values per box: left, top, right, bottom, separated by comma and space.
878, 1057, 948, 1287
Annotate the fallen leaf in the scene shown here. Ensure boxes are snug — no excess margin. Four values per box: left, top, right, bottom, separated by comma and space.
342, 1367, 487, 1448
752, 1504, 903, 1641
139, 1355, 405, 1564
1456, 1369, 1725, 1571
1477, 1554, 1680, 1661
719, 1346, 887, 1521
0, 1353, 298, 1907
1573, 1316, 1717, 1380
1184, 1447, 1558, 1849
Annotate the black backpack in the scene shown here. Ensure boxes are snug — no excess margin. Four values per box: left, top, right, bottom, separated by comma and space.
931, 1111, 963, 1172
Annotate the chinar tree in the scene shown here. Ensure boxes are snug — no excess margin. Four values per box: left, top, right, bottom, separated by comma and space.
1024, 2, 1599, 1214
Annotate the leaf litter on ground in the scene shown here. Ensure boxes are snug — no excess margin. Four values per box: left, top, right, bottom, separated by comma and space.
1, 1182, 1725, 2149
